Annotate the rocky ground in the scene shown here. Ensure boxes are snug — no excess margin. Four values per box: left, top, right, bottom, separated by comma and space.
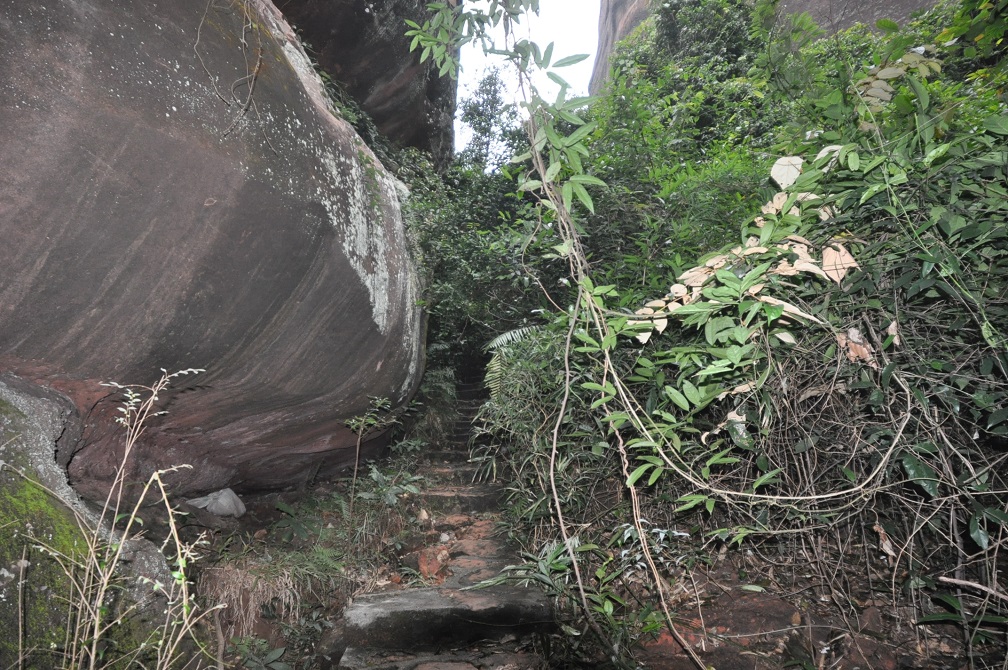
188, 383, 979, 670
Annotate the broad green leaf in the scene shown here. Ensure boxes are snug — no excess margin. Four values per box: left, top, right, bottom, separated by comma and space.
627, 463, 653, 486
752, 468, 782, 490
983, 115, 1008, 135
987, 407, 1008, 428
860, 182, 887, 204
902, 454, 940, 497
572, 181, 595, 213
969, 514, 990, 549
675, 494, 708, 512
682, 380, 702, 406
568, 172, 606, 187
665, 386, 690, 411
553, 53, 590, 67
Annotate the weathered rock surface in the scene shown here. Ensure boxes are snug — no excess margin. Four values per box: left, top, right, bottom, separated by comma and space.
778, 0, 938, 33
589, 0, 649, 95
279, 0, 457, 168
588, 0, 939, 94
0, 0, 425, 499
0, 377, 173, 665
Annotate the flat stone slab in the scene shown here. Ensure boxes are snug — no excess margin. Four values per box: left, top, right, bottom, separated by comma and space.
338, 646, 541, 670
343, 586, 553, 652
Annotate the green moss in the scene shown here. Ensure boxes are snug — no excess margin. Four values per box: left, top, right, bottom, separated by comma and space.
0, 469, 87, 668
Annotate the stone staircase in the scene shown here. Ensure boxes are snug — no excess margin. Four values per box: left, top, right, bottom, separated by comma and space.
336, 382, 553, 670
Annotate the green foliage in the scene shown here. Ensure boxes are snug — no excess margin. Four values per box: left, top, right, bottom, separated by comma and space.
457, 68, 525, 170
939, 0, 1008, 59
410, 0, 1008, 664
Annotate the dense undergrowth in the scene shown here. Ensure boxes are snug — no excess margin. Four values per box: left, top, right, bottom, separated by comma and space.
402, 0, 1008, 667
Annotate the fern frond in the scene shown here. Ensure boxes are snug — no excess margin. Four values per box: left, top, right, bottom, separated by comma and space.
486, 325, 540, 350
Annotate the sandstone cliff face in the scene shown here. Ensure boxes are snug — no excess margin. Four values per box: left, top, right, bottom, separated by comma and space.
0, 0, 425, 498
280, 0, 457, 168
777, 0, 937, 33
588, 0, 939, 94
589, 0, 650, 95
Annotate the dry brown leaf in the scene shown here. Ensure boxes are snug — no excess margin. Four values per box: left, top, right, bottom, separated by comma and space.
753, 216, 766, 228
785, 234, 814, 246
742, 246, 769, 256
746, 283, 765, 296
679, 266, 713, 287
745, 236, 761, 248
771, 156, 803, 189
772, 260, 799, 276
837, 328, 878, 368
668, 283, 688, 299
773, 331, 796, 344
822, 243, 859, 284
654, 316, 668, 334
645, 299, 667, 310
772, 191, 789, 212
817, 205, 836, 221
798, 382, 848, 402
732, 381, 755, 395
705, 254, 728, 269
782, 242, 813, 262
887, 319, 901, 347
759, 296, 824, 324
793, 258, 829, 280
815, 145, 843, 172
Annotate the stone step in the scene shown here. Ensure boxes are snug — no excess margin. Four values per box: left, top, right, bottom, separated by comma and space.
421, 485, 503, 514
341, 585, 553, 654
337, 644, 541, 670
424, 448, 473, 464
424, 463, 480, 485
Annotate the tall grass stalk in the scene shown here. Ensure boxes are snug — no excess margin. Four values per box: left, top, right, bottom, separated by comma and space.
10, 368, 221, 669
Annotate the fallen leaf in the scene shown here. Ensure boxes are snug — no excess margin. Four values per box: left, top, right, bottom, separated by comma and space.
746, 283, 765, 295
679, 266, 713, 287
815, 145, 843, 171
785, 234, 814, 246
726, 408, 746, 423
759, 296, 824, 324
793, 258, 829, 280
772, 191, 789, 212
772, 260, 799, 276
668, 283, 688, 299
887, 319, 901, 347
771, 156, 803, 189
645, 299, 667, 310
705, 254, 728, 269
837, 328, 878, 368
822, 243, 859, 283
774, 331, 796, 344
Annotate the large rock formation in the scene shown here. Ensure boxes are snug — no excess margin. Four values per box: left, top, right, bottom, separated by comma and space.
777, 0, 938, 33
589, 0, 649, 95
279, 0, 457, 168
588, 0, 939, 94
0, 0, 425, 499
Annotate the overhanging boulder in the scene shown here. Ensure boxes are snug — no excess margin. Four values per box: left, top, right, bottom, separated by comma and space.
0, 0, 425, 499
